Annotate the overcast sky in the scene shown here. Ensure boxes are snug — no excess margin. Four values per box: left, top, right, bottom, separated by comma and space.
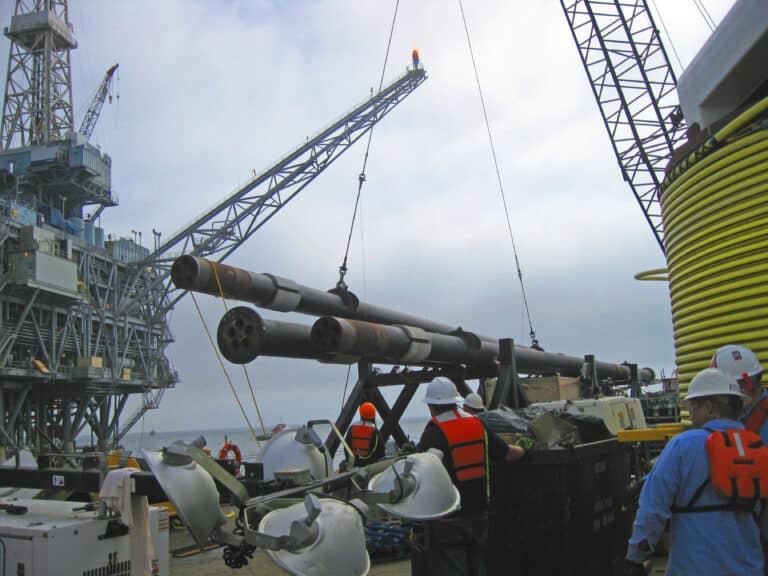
0, 0, 736, 434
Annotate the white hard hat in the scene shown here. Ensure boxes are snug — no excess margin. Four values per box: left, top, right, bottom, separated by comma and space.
463, 392, 485, 412
683, 367, 749, 403
423, 377, 462, 405
710, 345, 763, 380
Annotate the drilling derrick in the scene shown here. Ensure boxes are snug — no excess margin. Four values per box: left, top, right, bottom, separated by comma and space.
0, 0, 164, 458
0, 2, 427, 457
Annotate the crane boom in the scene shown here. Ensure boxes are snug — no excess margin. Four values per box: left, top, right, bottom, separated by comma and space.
79, 63, 119, 140
559, 0, 687, 252
115, 60, 427, 439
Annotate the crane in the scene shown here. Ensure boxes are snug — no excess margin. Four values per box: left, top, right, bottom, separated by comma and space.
78, 63, 119, 140
559, 0, 688, 253
0, 0, 426, 456
115, 58, 427, 440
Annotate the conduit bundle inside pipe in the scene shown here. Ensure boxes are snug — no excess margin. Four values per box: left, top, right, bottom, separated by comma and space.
661, 97, 768, 422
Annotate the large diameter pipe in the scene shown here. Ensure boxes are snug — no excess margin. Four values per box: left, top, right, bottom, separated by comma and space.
217, 306, 337, 364
311, 317, 498, 366
172, 255, 486, 338
312, 316, 655, 382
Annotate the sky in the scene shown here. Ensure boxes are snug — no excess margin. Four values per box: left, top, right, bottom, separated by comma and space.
0, 0, 737, 434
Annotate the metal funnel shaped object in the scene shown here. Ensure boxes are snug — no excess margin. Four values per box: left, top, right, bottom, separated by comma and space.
368, 451, 460, 520
259, 496, 370, 576
259, 427, 331, 482
142, 448, 225, 547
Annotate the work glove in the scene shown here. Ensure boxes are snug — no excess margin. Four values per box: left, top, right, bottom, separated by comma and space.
623, 559, 648, 576
514, 436, 535, 451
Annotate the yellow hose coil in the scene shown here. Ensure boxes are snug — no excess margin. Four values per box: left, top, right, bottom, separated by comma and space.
661, 97, 768, 423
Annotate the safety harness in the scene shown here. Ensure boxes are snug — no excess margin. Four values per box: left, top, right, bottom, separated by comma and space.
350, 421, 378, 459
672, 427, 768, 514
432, 410, 488, 483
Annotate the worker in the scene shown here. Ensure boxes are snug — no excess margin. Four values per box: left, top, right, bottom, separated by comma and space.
625, 368, 768, 576
711, 345, 768, 575
345, 401, 385, 467
462, 391, 485, 416
415, 377, 527, 575
711, 344, 766, 442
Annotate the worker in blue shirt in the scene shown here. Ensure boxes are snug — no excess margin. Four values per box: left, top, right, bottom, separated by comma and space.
625, 368, 768, 575
711, 344, 767, 442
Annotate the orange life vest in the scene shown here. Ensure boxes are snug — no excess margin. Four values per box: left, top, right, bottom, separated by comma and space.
350, 422, 377, 458
706, 428, 768, 500
673, 427, 768, 514
744, 396, 768, 435
432, 410, 487, 483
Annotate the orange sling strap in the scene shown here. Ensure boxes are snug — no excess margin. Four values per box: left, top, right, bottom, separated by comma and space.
744, 396, 768, 435
350, 423, 376, 457
433, 411, 487, 482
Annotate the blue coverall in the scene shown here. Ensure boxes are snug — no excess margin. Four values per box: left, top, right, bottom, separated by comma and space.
627, 418, 767, 575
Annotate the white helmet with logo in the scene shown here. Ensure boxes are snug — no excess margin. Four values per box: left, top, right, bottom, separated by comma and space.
710, 345, 763, 392
684, 367, 749, 402
423, 377, 462, 405
463, 392, 485, 412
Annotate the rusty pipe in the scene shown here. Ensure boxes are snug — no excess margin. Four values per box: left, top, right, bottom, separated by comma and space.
312, 316, 654, 382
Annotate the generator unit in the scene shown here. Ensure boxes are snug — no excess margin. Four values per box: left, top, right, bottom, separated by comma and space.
0, 498, 169, 576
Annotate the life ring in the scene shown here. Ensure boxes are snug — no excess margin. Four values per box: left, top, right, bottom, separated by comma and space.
218, 442, 242, 464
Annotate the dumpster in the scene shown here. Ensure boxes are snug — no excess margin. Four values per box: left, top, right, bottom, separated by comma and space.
489, 438, 633, 575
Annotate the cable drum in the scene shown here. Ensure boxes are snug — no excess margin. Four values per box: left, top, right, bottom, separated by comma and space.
660, 98, 768, 422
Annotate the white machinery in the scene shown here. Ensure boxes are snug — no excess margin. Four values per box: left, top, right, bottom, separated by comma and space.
531, 396, 647, 435
0, 497, 169, 576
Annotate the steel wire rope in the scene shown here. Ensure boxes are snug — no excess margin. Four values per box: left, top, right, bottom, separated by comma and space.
691, 0, 716, 31
457, 0, 540, 349
649, 0, 683, 72
208, 260, 268, 443
190, 291, 262, 449
339, 0, 402, 409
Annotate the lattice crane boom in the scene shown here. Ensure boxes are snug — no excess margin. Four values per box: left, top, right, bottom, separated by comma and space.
559, 0, 688, 252
79, 63, 118, 140
115, 60, 427, 439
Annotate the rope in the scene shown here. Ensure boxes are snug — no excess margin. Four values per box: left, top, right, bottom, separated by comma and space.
190, 291, 262, 448
649, 0, 683, 72
208, 260, 268, 439
336, 0, 401, 290
457, 0, 541, 350
691, 0, 716, 31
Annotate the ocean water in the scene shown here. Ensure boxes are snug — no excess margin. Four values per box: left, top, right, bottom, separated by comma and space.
119, 418, 429, 463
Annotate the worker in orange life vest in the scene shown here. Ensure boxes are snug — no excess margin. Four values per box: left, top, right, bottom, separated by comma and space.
711, 344, 766, 443
625, 368, 768, 576
415, 377, 526, 576
345, 401, 386, 467
711, 345, 768, 574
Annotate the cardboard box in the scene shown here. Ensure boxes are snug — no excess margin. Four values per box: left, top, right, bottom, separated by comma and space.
121, 367, 131, 380
522, 375, 580, 403
76, 356, 103, 368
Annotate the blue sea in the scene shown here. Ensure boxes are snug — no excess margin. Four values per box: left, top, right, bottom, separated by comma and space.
118, 418, 430, 463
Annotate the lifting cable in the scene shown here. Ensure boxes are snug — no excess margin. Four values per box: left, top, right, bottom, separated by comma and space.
335, 0, 401, 292
691, 0, 716, 31
649, 0, 683, 72
190, 259, 268, 448
338, 0, 402, 409
457, 0, 541, 350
